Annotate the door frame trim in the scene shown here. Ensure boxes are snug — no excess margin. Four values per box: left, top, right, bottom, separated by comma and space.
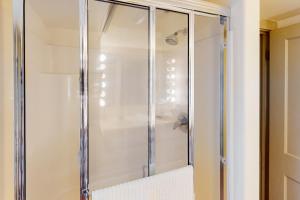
260, 30, 270, 200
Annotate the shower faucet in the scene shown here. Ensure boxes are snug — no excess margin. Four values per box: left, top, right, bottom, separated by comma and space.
173, 113, 188, 131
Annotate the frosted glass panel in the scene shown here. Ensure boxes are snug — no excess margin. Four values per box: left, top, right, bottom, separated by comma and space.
194, 15, 223, 200
155, 9, 189, 173
25, 0, 80, 199
88, 0, 149, 190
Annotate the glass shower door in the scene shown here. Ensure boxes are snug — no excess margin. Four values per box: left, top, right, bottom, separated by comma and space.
25, 0, 80, 199
17, 0, 228, 199
86, 1, 226, 199
155, 9, 189, 174
88, 0, 149, 191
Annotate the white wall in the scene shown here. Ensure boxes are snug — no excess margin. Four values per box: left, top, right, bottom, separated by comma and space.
228, 0, 260, 200
0, 0, 14, 199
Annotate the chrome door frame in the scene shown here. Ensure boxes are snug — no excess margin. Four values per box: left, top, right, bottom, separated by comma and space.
13, 0, 25, 199
13, 0, 230, 199
79, 0, 89, 199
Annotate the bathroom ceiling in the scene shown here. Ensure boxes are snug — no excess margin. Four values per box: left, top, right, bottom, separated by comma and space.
28, 0, 300, 22
204, 0, 229, 6
260, 0, 300, 20
206, 0, 300, 21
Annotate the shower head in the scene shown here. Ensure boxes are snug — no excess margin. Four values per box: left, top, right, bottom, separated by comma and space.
165, 32, 178, 46
165, 28, 187, 46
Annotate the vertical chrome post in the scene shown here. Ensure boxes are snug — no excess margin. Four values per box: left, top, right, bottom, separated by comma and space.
188, 12, 195, 166
148, 6, 156, 176
13, 0, 26, 199
220, 15, 227, 200
79, 0, 89, 199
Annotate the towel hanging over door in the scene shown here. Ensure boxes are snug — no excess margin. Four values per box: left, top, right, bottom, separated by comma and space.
92, 166, 194, 200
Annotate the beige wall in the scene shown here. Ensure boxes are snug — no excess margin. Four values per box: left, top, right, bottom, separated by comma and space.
0, 0, 14, 199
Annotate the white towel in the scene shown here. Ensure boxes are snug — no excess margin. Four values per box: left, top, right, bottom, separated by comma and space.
92, 166, 195, 200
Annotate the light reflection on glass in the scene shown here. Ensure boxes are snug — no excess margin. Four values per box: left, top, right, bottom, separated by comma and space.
99, 98, 106, 107
167, 67, 176, 72
166, 74, 176, 79
166, 58, 176, 64
166, 89, 175, 95
97, 64, 106, 71
99, 53, 107, 62
100, 91, 106, 98
101, 81, 106, 88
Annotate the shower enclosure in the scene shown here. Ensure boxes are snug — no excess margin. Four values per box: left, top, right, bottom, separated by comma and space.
13, 0, 229, 199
